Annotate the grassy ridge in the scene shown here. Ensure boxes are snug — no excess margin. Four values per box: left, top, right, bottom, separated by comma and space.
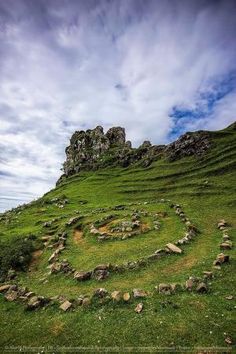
0, 126, 235, 351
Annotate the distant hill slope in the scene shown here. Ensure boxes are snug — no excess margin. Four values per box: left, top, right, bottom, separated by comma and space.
0, 122, 235, 351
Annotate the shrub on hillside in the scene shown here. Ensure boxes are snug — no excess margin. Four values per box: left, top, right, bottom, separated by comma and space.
0, 237, 34, 281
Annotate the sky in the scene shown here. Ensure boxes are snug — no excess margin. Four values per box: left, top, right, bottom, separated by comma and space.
0, 0, 236, 212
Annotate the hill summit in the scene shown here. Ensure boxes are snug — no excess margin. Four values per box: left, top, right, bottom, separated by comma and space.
59, 125, 213, 183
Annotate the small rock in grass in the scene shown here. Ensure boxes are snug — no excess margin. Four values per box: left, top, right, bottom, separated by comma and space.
223, 235, 230, 241
41, 235, 51, 241
60, 300, 72, 312
82, 297, 91, 307
213, 265, 221, 270
165, 243, 182, 254
111, 291, 122, 302
154, 249, 166, 255
8, 284, 18, 291
7, 269, 16, 279
203, 271, 213, 279
27, 296, 47, 310
75, 297, 84, 306
219, 226, 227, 231
90, 227, 100, 234
18, 287, 28, 296
196, 282, 208, 293
48, 252, 58, 263
94, 264, 110, 271
185, 278, 195, 291
93, 269, 109, 281
213, 253, 229, 266
66, 216, 81, 226
43, 221, 53, 227
133, 289, 148, 298
123, 292, 131, 302
225, 336, 233, 345
217, 220, 227, 229
93, 288, 108, 298
225, 295, 234, 300
220, 241, 233, 250
135, 303, 143, 313
5, 290, 18, 302
0, 284, 11, 293
97, 235, 108, 241
74, 271, 92, 281
157, 283, 173, 295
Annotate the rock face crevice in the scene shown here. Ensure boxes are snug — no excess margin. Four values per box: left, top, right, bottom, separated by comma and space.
58, 125, 212, 184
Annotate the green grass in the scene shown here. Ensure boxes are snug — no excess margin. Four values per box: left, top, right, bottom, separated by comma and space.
0, 126, 236, 352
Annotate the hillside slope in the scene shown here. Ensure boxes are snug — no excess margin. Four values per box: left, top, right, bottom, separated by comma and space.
0, 123, 235, 351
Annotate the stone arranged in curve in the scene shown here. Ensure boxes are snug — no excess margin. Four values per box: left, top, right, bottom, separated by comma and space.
44, 202, 200, 284
217, 219, 233, 250
2, 201, 233, 313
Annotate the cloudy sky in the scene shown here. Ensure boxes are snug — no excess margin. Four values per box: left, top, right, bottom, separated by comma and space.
0, 0, 236, 212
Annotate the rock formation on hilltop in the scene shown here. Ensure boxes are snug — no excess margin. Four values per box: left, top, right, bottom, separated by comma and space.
57, 125, 212, 184
62, 126, 165, 179
165, 131, 211, 161
63, 126, 130, 176
63, 126, 120, 176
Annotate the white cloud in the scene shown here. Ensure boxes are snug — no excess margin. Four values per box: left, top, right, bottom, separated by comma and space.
204, 91, 236, 130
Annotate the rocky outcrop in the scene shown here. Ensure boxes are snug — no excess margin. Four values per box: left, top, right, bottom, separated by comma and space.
63, 126, 111, 176
62, 126, 139, 177
58, 125, 166, 183
106, 127, 126, 146
57, 125, 213, 183
165, 131, 211, 161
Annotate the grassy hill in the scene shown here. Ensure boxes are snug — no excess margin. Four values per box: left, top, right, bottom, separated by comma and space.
0, 124, 235, 352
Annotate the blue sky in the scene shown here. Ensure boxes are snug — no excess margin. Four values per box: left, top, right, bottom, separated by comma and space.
0, 0, 236, 212
169, 71, 236, 138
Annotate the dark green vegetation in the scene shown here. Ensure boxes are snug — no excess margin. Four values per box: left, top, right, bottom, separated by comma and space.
0, 124, 235, 352
0, 237, 34, 281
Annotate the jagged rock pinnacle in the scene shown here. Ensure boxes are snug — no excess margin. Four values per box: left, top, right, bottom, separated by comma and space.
63, 126, 128, 176
57, 125, 213, 185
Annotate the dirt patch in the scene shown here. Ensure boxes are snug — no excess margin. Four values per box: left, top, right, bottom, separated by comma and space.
29, 250, 43, 271
98, 219, 123, 233
98, 219, 122, 234
50, 320, 64, 336
162, 254, 198, 275
99, 225, 109, 233
141, 222, 150, 232
73, 229, 84, 244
